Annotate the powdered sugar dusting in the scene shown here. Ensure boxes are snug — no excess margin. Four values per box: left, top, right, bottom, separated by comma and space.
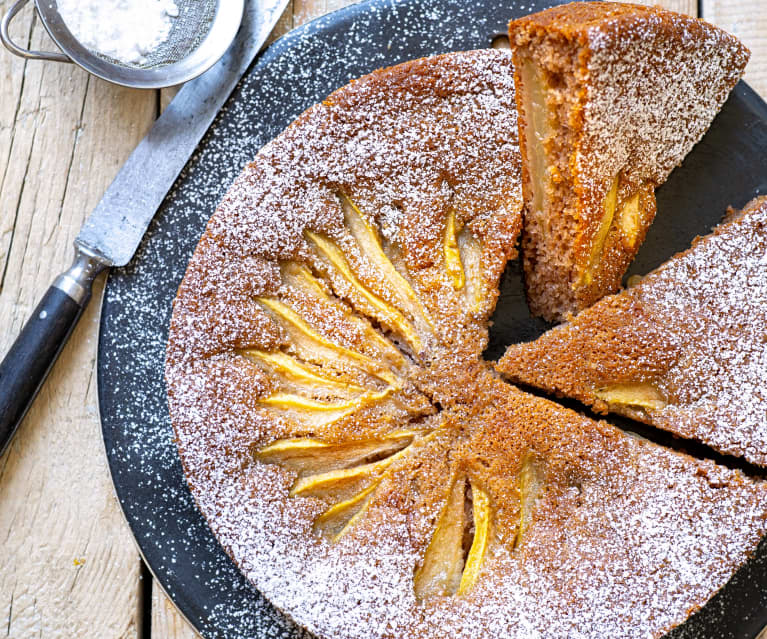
581, 5, 749, 194
170, 342, 767, 639
100, 2, 543, 635
632, 199, 767, 464
500, 198, 767, 469
168, 49, 524, 368
166, 46, 767, 639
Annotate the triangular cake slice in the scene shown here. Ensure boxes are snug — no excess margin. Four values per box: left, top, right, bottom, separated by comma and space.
497, 196, 767, 466
509, 2, 749, 320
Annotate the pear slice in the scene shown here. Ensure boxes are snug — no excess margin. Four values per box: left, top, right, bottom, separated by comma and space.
618, 193, 641, 249
519, 55, 552, 228
256, 296, 400, 388
290, 463, 379, 502
258, 431, 436, 542
580, 174, 619, 287
257, 388, 394, 433
260, 388, 392, 412
341, 196, 433, 332
256, 431, 415, 474
282, 262, 406, 368
246, 349, 366, 397
289, 434, 422, 501
594, 382, 667, 412
305, 229, 423, 354
443, 210, 466, 291
313, 483, 378, 542
309, 430, 432, 541
261, 403, 366, 432
414, 477, 467, 600
457, 229, 487, 315
256, 437, 330, 462
515, 455, 544, 549
457, 482, 491, 595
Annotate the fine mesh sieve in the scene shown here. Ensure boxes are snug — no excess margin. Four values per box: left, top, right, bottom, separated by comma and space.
0, 0, 244, 88
139, 1, 218, 69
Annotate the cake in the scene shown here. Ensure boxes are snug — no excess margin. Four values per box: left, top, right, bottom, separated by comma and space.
498, 196, 767, 467
509, 2, 749, 321
166, 49, 767, 639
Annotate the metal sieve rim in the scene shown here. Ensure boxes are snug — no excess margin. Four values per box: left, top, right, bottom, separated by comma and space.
34, 0, 244, 89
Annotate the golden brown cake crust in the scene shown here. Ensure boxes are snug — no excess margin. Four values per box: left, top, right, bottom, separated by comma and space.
166, 50, 767, 639
509, 2, 750, 321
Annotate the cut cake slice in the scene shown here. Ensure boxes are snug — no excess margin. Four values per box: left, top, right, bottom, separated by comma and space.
509, 2, 749, 320
497, 196, 767, 467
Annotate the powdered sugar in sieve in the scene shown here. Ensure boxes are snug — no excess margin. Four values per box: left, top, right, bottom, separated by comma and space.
56, 0, 217, 68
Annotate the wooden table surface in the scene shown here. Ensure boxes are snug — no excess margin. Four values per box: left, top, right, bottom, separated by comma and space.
0, 0, 764, 637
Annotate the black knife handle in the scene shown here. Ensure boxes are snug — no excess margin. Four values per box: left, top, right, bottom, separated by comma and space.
0, 246, 107, 457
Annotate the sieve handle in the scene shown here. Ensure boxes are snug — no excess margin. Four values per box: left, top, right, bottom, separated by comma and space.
1, 0, 71, 63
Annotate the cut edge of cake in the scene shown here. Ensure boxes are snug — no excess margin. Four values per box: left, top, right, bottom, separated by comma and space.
509, 1, 749, 321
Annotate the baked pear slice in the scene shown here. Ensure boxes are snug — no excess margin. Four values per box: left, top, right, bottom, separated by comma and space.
441, 209, 494, 316
255, 296, 400, 388
509, 2, 749, 320
341, 196, 434, 338
280, 261, 407, 370
245, 349, 367, 400
257, 429, 435, 542
514, 454, 543, 550
413, 476, 467, 599
305, 229, 425, 355
255, 430, 416, 473
413, 476, 492, 599
253, 293, 432, 434
301, 194, 440, 358
457, 482, 491, 595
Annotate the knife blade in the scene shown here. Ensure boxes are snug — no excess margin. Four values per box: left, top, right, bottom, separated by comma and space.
78, 0, 289, 267
0, 0, 290, 457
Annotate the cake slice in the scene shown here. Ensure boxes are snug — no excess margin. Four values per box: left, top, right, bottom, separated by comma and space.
509, 2, 749, 320
497, 196, 767, 466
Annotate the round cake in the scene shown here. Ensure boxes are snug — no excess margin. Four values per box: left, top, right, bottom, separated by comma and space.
165, 49, 767, 639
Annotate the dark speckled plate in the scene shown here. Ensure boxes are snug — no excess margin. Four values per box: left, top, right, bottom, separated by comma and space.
97, 0, 767, 637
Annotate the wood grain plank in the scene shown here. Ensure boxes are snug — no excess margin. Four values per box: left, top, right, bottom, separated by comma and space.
624, 0, 697, 16
0, 2, 156, 637
702, 0, 767, 99
269, 0, 295, 43
293, 0, 352, 26
151, 582, 199, 639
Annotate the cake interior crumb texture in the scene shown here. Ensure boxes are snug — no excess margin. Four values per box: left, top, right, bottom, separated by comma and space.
509, 2, 749, 321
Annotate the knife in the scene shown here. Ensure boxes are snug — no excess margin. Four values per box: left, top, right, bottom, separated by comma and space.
0, 0, 290, 457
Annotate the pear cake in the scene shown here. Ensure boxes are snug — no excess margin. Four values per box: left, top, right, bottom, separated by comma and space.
509, 2, 749, 321
166, 40, 767, 639
498, 196, 767, 468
